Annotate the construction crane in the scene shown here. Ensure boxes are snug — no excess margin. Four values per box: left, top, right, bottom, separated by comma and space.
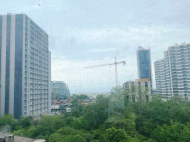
84, 57, 125, 86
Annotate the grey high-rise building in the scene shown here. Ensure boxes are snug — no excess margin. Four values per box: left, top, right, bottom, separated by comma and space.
155, 43, 190, 100
137, 46, 152, 88
0, 14, 51, 118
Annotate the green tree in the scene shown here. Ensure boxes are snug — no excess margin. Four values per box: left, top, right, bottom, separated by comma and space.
82, 95, 108, 130
48, 133, 65, 142
103, 127, 139, 142
69, 117, 83, 130
49, 127, 86, 142
13, 125, 37, 138
36, 115, 67, 139
72, 104, 85, 118
153, 123, 190, 142
134, 97, 190, 138
102, 117, 136, 137
11, 116, 33, 132
13, 115, 67, 140
0, 115, 14, 131
108, 86, 125, 119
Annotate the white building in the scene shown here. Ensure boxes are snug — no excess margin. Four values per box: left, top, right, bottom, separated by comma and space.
51, 104, 60, 109
66, 107, 71, 112
74, 92, 110, 99
155, 42, 190, 100
0, 14, 51, 118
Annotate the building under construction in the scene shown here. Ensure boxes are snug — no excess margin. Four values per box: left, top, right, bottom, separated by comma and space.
51, 81, 70, 100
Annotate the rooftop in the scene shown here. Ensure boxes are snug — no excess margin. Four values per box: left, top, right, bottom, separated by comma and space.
0, 133, 46, 142
72, 92, 109, 95
51, 81, 65, 83
124, 79, 150, 84
1, 13, 48, 36
137, 46, 150, 51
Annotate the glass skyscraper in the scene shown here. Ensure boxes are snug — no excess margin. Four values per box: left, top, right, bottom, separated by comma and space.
0, 14, 51, 118
51, 81, 70, 100
137, 46, 152, 88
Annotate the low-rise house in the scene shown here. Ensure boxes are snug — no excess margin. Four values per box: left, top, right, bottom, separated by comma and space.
51, 99, 72, 114
73, 92, 110, 99
0, 133, 45, 142
66, 107, 71, 112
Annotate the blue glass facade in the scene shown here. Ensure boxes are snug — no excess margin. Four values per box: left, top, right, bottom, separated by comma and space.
14, 14, 23, 118
51, 81, 70, 100
0, 16, 2, 116
0, 16, 2, 85
137, 49, 152, 84
0, 14, 51, 118
5, 15, 11, 114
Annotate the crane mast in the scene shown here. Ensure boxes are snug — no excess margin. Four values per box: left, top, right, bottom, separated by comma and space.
85, 57, 125, 86
114, 57, 118, 86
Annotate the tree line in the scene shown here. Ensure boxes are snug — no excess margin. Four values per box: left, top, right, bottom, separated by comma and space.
0, 86, 190, 142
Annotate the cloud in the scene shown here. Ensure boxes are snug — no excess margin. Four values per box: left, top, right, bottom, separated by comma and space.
89, 48, 119, 53
51, 57, 137, 93
2, 0, 190, 93
67, 27, 163, 44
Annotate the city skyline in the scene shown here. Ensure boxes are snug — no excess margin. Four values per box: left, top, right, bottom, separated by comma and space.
1, 0, 190, 93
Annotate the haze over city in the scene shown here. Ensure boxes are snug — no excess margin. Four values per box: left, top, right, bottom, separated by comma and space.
1, 1, 190, 142
1, 0, 190, 93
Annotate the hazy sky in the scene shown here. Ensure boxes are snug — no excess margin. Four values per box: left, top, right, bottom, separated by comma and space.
1, 0, 190, 93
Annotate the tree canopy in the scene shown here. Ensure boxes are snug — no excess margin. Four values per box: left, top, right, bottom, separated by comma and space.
1, 87, 190, 142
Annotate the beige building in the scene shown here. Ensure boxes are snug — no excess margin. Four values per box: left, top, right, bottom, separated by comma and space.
123, 79, 151, 102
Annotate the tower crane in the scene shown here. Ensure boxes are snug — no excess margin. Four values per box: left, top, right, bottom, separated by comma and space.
84, 57, 125, 86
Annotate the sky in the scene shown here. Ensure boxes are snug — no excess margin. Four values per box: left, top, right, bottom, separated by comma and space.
1, 0, 190, 93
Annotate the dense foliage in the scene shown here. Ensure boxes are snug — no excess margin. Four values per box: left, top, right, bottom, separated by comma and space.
1, 87, 190, 142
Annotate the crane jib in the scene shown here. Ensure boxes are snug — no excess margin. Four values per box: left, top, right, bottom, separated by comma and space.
84, 57, 126, 86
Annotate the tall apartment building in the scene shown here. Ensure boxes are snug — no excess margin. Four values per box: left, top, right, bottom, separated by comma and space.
155, 43, 190, 100
137, 46, 152, 88
51, 81, 70, 100
0, 14, 51, 118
